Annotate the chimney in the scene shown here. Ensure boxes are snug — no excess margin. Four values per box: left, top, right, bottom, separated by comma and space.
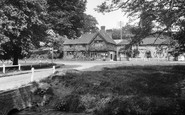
101, 26, 106, 31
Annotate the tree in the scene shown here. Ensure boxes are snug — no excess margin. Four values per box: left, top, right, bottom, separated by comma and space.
0, 0, 48, 65
43, 0, 98, 39
82, 14, 99, 33
96, 0, 185, 55
0, 0, 99, 65
112, 24, 134, 39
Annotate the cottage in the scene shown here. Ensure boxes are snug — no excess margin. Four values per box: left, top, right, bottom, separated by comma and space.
132, 35, 171, 60
63, 28, 175, 61
63, 26, 117, 61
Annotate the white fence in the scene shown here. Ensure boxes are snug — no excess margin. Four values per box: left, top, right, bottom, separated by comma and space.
0, 64, 21, 74
0, 64, 56, 82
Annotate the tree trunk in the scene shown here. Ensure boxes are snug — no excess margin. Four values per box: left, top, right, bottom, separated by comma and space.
13, 50, 19, 65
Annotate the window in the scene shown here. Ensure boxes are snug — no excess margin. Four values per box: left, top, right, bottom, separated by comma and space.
95, 40, 102, 43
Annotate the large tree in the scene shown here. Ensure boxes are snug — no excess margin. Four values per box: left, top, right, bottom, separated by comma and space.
96, 0, 185, 53
43, 0, 98, 39
0, 0, 48, 65
82, 14, 99, 33
0, 0, 99, 65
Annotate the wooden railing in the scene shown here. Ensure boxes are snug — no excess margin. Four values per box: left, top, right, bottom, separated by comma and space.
0, 64, 56, 82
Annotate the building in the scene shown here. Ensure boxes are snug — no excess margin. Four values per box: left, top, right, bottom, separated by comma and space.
114, 39, 131, 61
63, 26, 117, 61
132, 35, 172, 59
63, 26, 175, 61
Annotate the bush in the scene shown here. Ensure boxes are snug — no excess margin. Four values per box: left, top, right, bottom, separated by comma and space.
133, 49, 140, 58
54, 94, 85, 113
26, 65, 185, 114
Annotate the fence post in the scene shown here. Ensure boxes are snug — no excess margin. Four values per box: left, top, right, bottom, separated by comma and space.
53, 66, 55, 74
18, 64, 21, 71
3, 64, 5, 74
39, 60, 42, 67
31, 68, 34, 82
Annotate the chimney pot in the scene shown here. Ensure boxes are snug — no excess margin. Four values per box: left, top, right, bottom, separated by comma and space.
101, 26, 105, 31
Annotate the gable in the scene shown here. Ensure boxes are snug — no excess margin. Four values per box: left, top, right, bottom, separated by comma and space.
63, 30, 116, 45
89, 32, 116, 45
89, 33, 107, 45
99, 30, 116, 45
93, 35, 104, 42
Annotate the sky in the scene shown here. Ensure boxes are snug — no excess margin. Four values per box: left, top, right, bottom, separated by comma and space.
85, 0, 129, 29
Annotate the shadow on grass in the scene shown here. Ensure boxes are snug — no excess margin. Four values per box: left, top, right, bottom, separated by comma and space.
27, 65, 185, 115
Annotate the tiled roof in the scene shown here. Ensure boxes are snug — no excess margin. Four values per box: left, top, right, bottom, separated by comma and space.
141, 35, 171, 45
99, 30, 116, 45
63, 30, 116, 45
63, 33, 97, 45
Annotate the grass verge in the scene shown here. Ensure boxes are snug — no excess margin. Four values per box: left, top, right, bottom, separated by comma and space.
25, 65, 185, 115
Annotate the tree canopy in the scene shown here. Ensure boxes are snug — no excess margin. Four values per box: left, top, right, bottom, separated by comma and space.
97, 0, 185, 54
43, 0, 98, 39
0, 0, 99, 64
82, 14, 99, 33
112, 24, 134, 39
0, 0, 48, 65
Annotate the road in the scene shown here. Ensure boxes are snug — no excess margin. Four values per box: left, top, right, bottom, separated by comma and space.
0, 61, 121, 91
0, 69, 54, 91
0, 60, 185, 91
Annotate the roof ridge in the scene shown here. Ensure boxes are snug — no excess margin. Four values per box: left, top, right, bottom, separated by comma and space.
88, 32, 99, 44
99, 30, 116, 45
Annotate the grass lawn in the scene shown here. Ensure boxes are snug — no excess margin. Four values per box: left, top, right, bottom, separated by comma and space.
21, 65, 185, 115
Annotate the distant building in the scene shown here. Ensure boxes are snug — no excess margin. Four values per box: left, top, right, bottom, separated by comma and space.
63, 26, 176, 61
132, 35, 172, 59
63, 26, 117, 61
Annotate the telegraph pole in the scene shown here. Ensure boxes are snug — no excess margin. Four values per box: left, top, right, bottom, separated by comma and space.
120, 21, 123, 40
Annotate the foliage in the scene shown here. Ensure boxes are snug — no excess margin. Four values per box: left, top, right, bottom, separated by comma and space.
112, 24, 134, 39
132, 48, 140, 58
43, 0, 98, 39
0, 0, 48, 65
96, 0, 185, 55
54, 95, 85, 112
82, 14, 99, 33
0, 49, 11, 62
26, 65, 185, 114
0, 0, 99, 64
44, 34, 65, 58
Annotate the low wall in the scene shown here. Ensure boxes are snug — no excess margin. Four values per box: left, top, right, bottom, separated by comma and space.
0, 85, 32, 115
